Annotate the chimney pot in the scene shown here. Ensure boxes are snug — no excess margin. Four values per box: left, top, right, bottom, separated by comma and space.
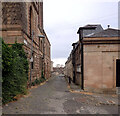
108, 25, 110, 28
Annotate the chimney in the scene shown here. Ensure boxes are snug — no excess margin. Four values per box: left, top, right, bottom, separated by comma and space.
108, 25, 110, 28
39, 0, 43, 30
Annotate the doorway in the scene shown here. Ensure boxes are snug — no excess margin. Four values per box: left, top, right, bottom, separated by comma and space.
116, 59, 120, 87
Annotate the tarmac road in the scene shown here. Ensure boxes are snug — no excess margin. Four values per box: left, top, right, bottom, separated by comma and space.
2, 75, 119, 114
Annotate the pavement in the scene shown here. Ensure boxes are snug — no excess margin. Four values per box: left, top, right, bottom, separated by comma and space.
67, 80, 119, 106
2, 75, 119, 114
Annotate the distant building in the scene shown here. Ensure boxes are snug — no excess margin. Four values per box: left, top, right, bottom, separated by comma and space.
1, 1, 51, 85
51, 61, 54, 72
53, 67, 64, 75
72, 42, 81, 85
65, 52, 73, 81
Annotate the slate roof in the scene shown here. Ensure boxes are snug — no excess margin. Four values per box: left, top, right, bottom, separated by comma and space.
85, 28, 120, 38
77, 24, 103, 37
77, 24, 99, 33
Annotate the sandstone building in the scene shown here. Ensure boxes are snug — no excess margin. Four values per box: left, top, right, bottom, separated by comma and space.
1, 1, 51, 85
65, 52, 73, 81
81, 28, 120, 93
71, 25, 103, 86
71, 41, 81, 85
65, 24, 120, 94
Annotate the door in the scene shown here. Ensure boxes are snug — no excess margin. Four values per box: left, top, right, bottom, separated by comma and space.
116, 59, 120, 87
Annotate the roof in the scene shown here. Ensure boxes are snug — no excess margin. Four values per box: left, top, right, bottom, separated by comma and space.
77, 27, 96, 34
72, 41, 79, 46
77, 24, 103, 34
84, 24, 101, 28
84, 28, 120, 38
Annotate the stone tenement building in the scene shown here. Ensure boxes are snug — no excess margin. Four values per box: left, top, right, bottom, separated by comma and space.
1, 1, 51, 84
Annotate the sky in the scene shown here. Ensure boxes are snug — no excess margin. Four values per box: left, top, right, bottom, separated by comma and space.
43, 0, 119, 67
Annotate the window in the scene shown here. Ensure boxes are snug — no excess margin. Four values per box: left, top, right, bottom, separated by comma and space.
31, 52, 34, 69
77, 65, 81, 72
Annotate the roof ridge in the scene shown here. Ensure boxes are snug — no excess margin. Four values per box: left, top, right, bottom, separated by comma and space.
84, 24, 101, 26
105, 28, 120, 31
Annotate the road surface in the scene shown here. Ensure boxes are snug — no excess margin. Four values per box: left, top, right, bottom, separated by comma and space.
3, 75, 118, 114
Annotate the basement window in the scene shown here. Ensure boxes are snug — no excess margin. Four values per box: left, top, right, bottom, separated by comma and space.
30, 53, 34, 69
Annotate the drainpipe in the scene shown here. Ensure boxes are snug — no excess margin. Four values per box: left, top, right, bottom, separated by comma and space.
30, 30, 34, 87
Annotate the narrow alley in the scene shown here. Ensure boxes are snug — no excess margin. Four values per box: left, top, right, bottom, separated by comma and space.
3, 75, 118, 114
1, 1, 120, 115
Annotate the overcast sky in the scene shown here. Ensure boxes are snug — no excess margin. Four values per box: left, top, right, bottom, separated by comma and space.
43, 0, 119, 67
